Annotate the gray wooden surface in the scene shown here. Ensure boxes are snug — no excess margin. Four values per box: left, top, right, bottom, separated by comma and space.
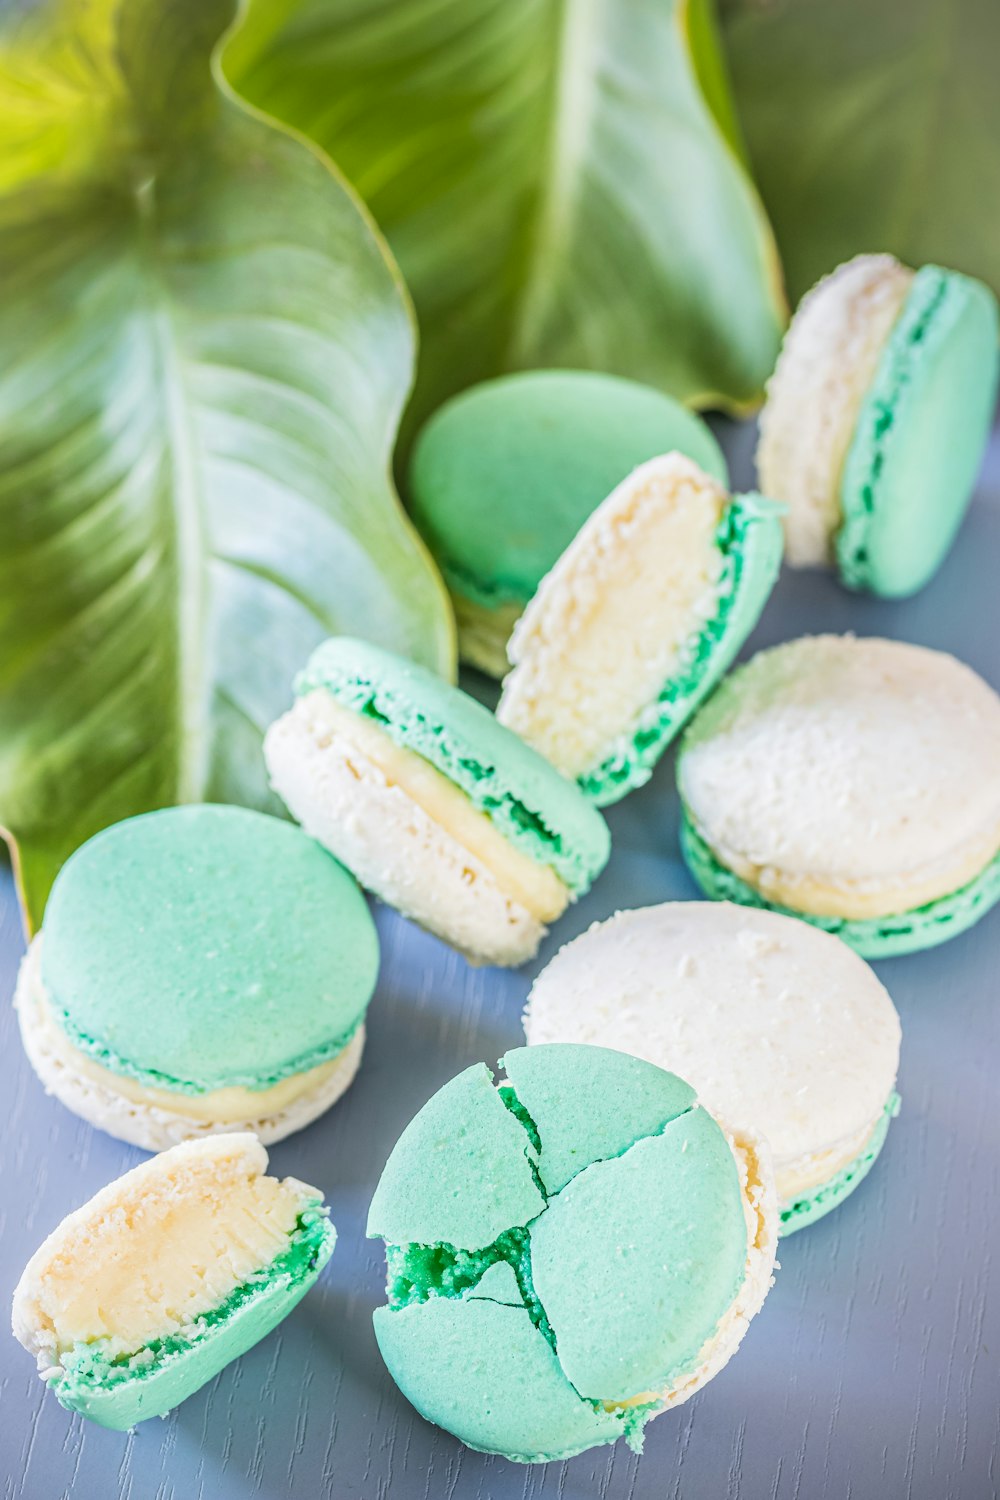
1, 421, 998, 1500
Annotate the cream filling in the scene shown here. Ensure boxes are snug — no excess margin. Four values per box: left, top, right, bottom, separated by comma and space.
607, 1127, 776, 1414
453, 592, 524, 680
15, 1136, 313, 1363
699, 813, 1000, 919
774, 1117, 880, 1202
21, 941, 349, 1124
498, 454, 726, 781
297, 690, 567, 923
757, 255, 914, 567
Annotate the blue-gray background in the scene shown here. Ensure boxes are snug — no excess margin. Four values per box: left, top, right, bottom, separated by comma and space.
2, 422, 998, 1500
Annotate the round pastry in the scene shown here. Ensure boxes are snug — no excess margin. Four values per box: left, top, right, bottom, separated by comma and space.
496, 453, 783, 804
12, 1134, 335, 1429
677, 635, 1000, 956
525, 903, 901, 1234
408, 371, 728, 675
368, 1043, 776, 1463
757, 253, 999, 595
15, 805, 378, 1149
264, 638, 610, 967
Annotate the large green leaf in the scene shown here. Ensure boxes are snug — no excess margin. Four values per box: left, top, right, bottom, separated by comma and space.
225, 0, 786, 431
0, 0, 455, 929
719, 0, 1000, 301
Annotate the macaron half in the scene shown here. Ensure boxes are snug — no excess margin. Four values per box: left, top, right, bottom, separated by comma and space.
15, 806, 379, 1149
496, 453, 783, 804
264, 638, 610, 966
677, 636, 1000, 956
758, 253, 999, 595
368, 1044, 776, 1463
525, 903, 901, 1234
12, 1134, 335, 1429
408, 371, 728, 675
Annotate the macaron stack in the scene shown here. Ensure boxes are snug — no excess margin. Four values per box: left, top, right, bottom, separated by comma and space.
8, 245, 1000, 1459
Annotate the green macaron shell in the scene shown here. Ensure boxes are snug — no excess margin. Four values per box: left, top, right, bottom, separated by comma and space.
50, 1207, 335, 1430
780, 1095, 900, 1236
679, 807, 1000, 959
369, 1044, 749, 1462
580, 493, 785, 806
41, 806, 379, 1094
295, 638, 610, 894
836, 265, 1000, 596
408, 371, 729, 609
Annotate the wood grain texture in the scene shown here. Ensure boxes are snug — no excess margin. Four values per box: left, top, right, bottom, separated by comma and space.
1, 422, 999, 1499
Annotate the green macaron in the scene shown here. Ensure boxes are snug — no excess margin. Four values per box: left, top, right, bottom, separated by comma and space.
408, 371, 729, 674
17, 806, 379, 1147
759, 254, 999, 596
368, 1044, 775, 1463
265, 639, 610, 966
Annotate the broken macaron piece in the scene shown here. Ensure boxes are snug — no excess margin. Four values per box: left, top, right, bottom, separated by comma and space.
11, 1134, 335, 1429
496, 453, 783, 805
264, 639, 611, 967
407, 371, 728, 676
15, 806, 378, 1150
757, 253, 999, 595
368, 1044, 776, 1462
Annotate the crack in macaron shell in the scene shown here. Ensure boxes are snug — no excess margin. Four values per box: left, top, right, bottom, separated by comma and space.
368, 1045, 759, 1461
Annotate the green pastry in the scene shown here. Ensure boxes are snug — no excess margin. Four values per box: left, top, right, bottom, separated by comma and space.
408, 370, 728, 674
758, 254, 999, 595
368, 1044, 776, 1462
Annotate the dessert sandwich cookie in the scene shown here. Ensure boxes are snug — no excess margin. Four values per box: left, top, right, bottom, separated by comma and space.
264, 638, 610, 967
525, 903, 901, 1234
496, 453, 784, 805
758, 253, 999, 595
12, 1134, 335, 1429
368, 1044, 776, 1463
407, 370, 728, 676
15, 806, 378, 1149
677, 636, 1000, 956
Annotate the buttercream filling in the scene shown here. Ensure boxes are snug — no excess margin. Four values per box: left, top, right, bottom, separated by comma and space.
780, 1095, 900, 1233
774, 1102, 892, 1202
20, 942, 355, 1122
27, 1163, 315, 1366
757, 255, 914, 566
295, 690, 568, 924
452, 592, 524, 679
498, 457, 726, 781
687, 807, 1000, 920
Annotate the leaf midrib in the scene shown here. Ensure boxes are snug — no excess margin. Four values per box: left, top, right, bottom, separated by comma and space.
137, 189, 209, 806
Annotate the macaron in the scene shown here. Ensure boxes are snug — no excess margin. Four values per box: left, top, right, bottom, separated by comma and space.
525, 903, 901, 1234
496, 453, 783, 804
677, 636, 1000, 956
12, 1134, 335, 1429
368, 1043, 776, 1463
757, 253, 999, 595
15, 805, 378, 1149
264, 638, 610, 966
408, 371, 728, 675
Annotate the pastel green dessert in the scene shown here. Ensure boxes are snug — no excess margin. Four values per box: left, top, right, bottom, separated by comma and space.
12, 1135, 335, 1429
16, 806, 379, 1148
368, 1044, 776, 1463
759, 254, 999, 596
676, 635, 1000, 958
408, 371, 729, 674
265, 639, 611, 966
497, 453, 783, 805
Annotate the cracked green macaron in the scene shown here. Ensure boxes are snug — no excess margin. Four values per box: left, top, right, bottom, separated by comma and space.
16, 806, 379, 1148
408, 371, 728, 675
368, 1044, 776, 1463
12, 1135, 335, 1429
758, 254, 999, 595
